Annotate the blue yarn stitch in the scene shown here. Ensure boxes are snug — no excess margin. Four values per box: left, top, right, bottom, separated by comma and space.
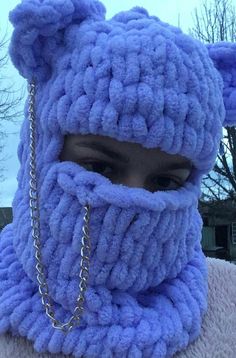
1, 0, 236, 357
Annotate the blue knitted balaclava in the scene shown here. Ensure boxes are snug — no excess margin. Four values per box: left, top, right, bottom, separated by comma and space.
1, 1, 236, 357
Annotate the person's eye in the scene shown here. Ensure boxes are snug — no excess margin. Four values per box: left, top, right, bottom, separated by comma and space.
78, 160, 116, 178
151, 175, 183, 191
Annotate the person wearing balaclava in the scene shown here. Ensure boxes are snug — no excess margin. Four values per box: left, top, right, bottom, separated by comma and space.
0, 0, 236, 357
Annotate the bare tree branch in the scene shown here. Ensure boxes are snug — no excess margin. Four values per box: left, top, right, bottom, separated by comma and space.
190, 0, 236, 202
208, 173, 232, 195
202, 180, 220, 200
0, 30, 24, 185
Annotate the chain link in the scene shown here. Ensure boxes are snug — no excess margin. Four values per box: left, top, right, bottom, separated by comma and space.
28, 80, 91, 333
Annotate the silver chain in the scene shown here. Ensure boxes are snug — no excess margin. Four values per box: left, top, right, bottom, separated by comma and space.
28, 80, 91, 333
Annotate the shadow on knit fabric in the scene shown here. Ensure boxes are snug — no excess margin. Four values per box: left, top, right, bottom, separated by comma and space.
0, 161, 208, 358
1, 0, 228, 356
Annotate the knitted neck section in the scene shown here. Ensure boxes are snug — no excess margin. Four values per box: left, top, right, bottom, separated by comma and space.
0, 162, 208, 357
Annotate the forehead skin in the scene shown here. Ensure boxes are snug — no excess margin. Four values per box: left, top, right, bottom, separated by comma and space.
60, 134, 192, 169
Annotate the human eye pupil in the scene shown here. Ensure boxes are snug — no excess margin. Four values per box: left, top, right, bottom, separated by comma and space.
155, 176, 171, 188
81, 161, 114, 177
96, 162, 113, 176
152, 176, 180, 190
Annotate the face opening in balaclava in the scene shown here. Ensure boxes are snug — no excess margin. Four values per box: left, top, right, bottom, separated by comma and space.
1, 0, 236, 357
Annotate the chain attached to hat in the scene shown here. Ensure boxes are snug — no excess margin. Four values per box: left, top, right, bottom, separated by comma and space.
28, 80, 91, 333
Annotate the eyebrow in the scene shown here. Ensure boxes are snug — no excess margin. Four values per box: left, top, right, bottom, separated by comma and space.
163, 162, 192, 171
75, 141, 130, 164
75, 141, 192, 170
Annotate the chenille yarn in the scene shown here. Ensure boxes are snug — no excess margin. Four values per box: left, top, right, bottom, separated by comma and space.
8, 0, 227, 172
0, 165, 208, 357
1, 0, 236, 357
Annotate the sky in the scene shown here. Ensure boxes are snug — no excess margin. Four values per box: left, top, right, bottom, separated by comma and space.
0, 0, 202, 206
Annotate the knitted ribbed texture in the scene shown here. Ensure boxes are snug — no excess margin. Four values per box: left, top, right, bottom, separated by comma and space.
207, 42, 236, 127
1, 0, 236, 357
8, 0, 227, 172
0, 164, 208, 357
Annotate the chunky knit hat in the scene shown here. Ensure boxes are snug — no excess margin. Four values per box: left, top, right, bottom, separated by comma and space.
0, 1, 236, 357
8, 0, 236, 172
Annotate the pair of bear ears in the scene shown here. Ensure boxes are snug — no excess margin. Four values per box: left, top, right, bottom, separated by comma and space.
9, 0, 236, 127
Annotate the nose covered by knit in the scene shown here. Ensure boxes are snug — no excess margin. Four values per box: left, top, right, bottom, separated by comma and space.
10, 158, 208, 357
14, 160, 203, 309
0, 0, 231, 357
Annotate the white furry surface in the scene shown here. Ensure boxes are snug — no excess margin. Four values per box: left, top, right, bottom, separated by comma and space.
0, 257, 235, 358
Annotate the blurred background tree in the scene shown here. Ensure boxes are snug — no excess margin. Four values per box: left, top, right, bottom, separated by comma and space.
190, 0, 236, 202
0, 31, 24, 185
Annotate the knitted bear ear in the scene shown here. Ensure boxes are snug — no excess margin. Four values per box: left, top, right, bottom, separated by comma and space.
207, 42, 236, 127
8, 0, 106, 82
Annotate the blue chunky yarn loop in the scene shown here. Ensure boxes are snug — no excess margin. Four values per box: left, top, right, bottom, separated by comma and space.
9, 0, 106, 82
8, 0, 227, 173
207, 42, 236, 127
2, 0, 236, 356
0, 162, 208, 357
